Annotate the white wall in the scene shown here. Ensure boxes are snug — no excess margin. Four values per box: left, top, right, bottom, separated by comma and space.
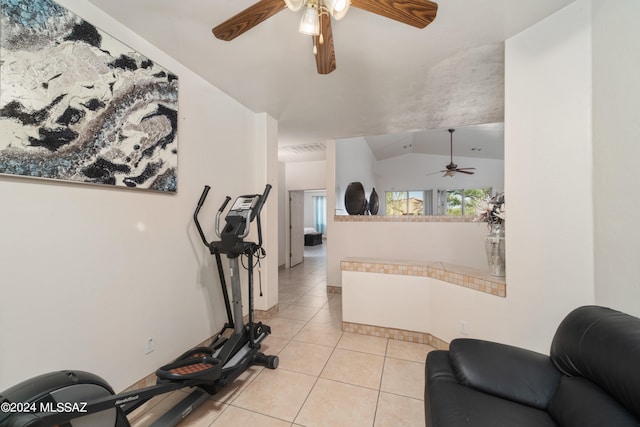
591, 0, 640, 316
285, 160, 327, 191
329, 0, 597, 353
0, 0, 276, 392
335, 137, 377, 214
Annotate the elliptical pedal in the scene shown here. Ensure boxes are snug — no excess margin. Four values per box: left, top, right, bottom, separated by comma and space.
156, 348, 222, 385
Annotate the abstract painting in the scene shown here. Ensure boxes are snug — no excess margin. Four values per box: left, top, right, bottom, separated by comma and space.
0, 0, 179, 192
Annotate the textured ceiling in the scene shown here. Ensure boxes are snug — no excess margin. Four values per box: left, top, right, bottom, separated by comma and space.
86, 0, 575, 157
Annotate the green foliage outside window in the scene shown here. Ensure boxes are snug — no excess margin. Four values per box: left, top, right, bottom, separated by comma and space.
439, 188, 491, 216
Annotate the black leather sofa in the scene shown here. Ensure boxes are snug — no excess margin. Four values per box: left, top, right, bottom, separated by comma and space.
424, 306, 640, 427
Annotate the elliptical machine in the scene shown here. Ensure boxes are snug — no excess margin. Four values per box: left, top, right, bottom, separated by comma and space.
0, 185, 278, 427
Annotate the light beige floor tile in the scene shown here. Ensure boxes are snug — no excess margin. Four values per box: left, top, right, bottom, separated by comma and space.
337, 332, 388, 356
278, 340, 335, 376
309, 306, 342, 326
325, 297, 342, 310
266, 317, 307, 340
321, 348, 384, 390
211, 405, 291, 426
177, 398, 227, 426
278, 292, 301, 306
380, 358, 425, 400
232, 368, 316, 422
295, 378, 378, 427
210, 364, 264, 404
279, 285, 314, 296
293, 321, 343, 347
374, 392, 425, 427
386, 340, 435, 363
259, 336, 290, 356
304, 284, 331, 297
276, 304, 321, 322
294, 294, 329, 308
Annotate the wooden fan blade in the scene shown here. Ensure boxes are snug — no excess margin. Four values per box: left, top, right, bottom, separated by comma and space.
314, 14, 336, 74
212, 0, 287, 41
456, 170, 475, 175
351, 0, 438, 28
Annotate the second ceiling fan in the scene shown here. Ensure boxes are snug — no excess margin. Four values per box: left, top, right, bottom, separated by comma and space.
428, 129, 476, 177
212, 0, 438, 75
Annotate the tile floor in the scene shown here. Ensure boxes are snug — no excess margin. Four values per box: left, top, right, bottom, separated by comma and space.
129, 244, 434, 426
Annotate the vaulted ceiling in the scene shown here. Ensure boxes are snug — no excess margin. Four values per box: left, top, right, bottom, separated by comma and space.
87, 0, 575, 158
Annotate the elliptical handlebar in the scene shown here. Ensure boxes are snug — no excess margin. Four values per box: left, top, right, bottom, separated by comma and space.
215, 196, 232, 238
194, 185, 211, 247
255, 184, 271, 247
255, 184, 272, 219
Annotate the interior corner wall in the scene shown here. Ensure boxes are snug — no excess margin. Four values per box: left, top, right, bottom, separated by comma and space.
499, 0, 595, 349
278, 162, 287, 267
251, 113, 279, 311
591, 0, 640, 317
0, 0, 269, 392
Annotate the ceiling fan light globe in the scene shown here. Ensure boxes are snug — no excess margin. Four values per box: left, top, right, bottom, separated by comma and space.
326, 0, 350, 20
299, 6, 320, 35
285, 0, 305, 12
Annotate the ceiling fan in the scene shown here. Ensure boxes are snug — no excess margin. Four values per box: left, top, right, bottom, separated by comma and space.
428, 129, 476, 177
212, 0, 438, 75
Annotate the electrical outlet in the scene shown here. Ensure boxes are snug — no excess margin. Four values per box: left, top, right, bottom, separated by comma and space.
145, 337, 155, 354
459, 320, 469, 336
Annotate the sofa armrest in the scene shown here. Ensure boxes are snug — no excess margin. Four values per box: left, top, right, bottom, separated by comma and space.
449, 338, 562, 410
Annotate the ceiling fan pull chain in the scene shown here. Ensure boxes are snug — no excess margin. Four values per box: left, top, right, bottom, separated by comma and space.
319, 3, 325, 45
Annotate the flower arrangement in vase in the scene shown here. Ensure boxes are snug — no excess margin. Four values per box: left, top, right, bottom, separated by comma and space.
475, 192, 505, 226
475, 193, 506, 276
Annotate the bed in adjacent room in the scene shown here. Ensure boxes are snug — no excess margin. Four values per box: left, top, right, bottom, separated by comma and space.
304, 227, 323, 246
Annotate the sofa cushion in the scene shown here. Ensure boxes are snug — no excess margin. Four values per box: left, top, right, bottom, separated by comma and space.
449, 339, 561, 409
548, 376, 639, 427
426, 350, 557, 427
550, 306, 640, 419
427, 379, 557, 427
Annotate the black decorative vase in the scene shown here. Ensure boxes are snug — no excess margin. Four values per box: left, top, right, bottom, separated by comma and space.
369, 187, 379, 215
344, 182, 366, 215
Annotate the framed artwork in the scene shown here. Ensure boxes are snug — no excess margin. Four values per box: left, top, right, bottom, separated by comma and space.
0, 0, 179, 192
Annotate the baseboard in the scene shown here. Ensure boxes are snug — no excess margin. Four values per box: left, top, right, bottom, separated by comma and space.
342, 321, 449, 350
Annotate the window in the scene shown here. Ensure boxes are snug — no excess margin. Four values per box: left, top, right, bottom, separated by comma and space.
313, 195, 326, 234
437, 188, 491, 216
385, 190, 433, 215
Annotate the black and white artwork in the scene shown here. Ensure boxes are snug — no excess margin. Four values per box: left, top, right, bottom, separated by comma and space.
0, 0, 179, 192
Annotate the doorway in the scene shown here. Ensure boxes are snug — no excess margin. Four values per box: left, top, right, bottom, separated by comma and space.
288, 189, 327, 268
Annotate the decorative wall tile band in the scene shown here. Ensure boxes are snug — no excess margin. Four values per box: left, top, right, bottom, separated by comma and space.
254, 304, 279, 320
342, 321, 450, 351
335, 215, 475, 223
341, 258, 506, 298
327, 285, 342, 294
